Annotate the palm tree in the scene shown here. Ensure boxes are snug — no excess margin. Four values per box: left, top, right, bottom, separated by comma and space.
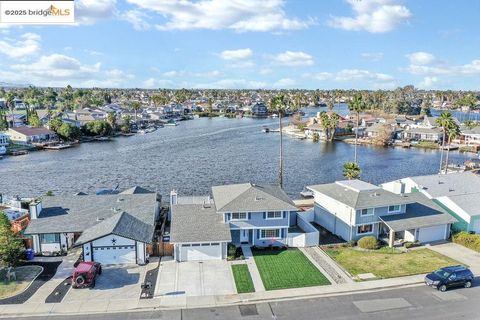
436, 112, 454, 173
268, 94, 298, 188
343, 162, 361, 180
328, 113, 340, 141
348, 94, 365, 164
107, 112, 117, 131
130, 101, 142, 123
5, 91, 15, 128
443, 121, 460, 174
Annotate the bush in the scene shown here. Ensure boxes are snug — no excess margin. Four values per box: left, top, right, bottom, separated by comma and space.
403, 241, 420, 249
452, 231, 480, 252
227, 243, 236, 257
357, 236, 379, 250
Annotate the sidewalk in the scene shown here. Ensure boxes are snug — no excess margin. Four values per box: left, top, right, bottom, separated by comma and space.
241, 246, 265, 292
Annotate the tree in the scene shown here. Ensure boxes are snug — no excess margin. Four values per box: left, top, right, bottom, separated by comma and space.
443, 121, 460, 174
121, 115, 131, 133
372, 124, 393, 146
58, 123, 82, 140
28, 108, 41, 127
107, 112, 117, 131
0, 111, 8, 131
0, 212, 24, 267
130, 101, 142, 123
436, 112, 454, 173
343, 162, 361, 180
82, 120, 112, 136
464, 120, 479, 130
420, 97, 432, 116
60, 85, 74, 110
348, 94, 366, 164
5, 91, 15, 128
48, 118, 63, 132
268, 94, 298, 188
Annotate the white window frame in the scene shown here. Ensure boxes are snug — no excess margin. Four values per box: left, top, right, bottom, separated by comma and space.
388, 205, 401, 213
231, 212, 248, 221
259, 229, 281, 240
357, 224, 374, 235
266, 211, 283, 220
359, 208, 374, 217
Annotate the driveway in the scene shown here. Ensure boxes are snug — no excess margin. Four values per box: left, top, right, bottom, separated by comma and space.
155, 258, 236, 297
63, 264, 146, 303
428, 242, 480, 274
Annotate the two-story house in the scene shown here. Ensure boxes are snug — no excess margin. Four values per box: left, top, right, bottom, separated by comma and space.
169, 183, 298, 262
307, 180, 456, 247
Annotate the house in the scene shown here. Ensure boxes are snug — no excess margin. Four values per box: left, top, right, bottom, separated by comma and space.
24, 187, 161, 265
402, 127, 443, 142
250, 102, 268, 118
307, 180, 456, 247
6, 127, 57, 144
462, 126, 480, 146
0, 133, 9, 146
381, 172, 480, 233
14, 98, 26, 110
169, 183, 300, 262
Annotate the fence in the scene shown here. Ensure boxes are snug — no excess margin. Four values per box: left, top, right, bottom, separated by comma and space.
147, 242, 174, 257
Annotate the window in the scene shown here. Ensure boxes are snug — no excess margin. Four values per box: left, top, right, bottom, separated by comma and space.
359, 208, 374, 216
40, 233, 60, 244
231, 212, 247, 220
357, 224, 373, 235
266, 211, 282, 219
260, 229, 281, 239
388, 205, 401, 213
192, 244, 200, 247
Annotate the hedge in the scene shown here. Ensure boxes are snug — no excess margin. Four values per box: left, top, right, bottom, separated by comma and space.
357, 236, 379, 250
452, 232, 480, 252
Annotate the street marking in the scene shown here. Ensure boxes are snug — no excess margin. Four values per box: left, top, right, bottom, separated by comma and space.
431, 291, 467, 302
353, 298, 412, 313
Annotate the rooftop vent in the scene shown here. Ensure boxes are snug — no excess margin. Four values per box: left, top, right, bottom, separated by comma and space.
97, 217, 105, 222
370, 192, 380, 197
117, 198, 124, 202
254, 196, 264, 201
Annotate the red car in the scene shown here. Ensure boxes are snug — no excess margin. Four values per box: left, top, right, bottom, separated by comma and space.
72, 262, 102, 289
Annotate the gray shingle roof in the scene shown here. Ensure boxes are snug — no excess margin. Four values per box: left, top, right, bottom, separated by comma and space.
380, 193, 457, 231
409, 171, 480, 198
211, 183, 297, 212
25, 193, 158, 242
307, 180, 413, 209
120, 186, 154, 194
170, 204, 231, 243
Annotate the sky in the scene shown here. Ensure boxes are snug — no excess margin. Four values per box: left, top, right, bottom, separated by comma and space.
0, 0, 479, 90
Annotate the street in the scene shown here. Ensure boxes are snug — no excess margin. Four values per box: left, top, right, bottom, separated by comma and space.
5, 282, 480, 320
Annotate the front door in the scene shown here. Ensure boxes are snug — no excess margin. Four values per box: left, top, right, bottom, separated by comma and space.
240, 230, 249, 243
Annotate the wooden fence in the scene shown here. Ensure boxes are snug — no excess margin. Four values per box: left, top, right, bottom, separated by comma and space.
147, 242, 174, 257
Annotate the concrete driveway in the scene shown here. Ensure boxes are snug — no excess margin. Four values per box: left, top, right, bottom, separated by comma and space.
63, 264, 146, 303
155, 258, 236, 297
429, 242, 480, 274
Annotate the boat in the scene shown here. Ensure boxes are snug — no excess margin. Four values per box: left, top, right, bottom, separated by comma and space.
145, 127, 157, 133
11, 150, 28, 156
271, 114, 278, 118
164, 121, 178, 126
300, 188, 314, 198
44, 143, 72, 150
137, 129, 146, 135
93, 136, 111, 142
262, 127, 270, 133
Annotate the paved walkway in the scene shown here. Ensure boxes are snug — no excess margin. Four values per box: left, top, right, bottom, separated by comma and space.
302, 247, 353, 284
241, 246, 265, 292
428, 242, 480, 274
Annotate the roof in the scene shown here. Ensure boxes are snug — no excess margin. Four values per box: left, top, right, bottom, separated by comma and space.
307, 180, 413, 209
25, 193, 158, 244
170, 204, 231, 243
211, 183, 297, 212
444, 193, 480, 217
408, 172, 480, 198
120, 186, 154, 194
463, 126, 480, 135
8, 127, 55, 136
405, 127, 442, 134
380, 193, 457, 231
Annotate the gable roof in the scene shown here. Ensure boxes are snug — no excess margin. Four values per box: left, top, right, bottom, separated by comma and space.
408, 171, 480, 198
9, 127, 55, 136
120, 186, 154, 194
307, 180, 413, 210
211, 183, 297, 212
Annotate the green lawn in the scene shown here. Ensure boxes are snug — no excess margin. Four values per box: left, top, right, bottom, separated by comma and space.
231, 264, 255, 293
0, 265, 43, 299
253, 248, 330, 290
325, 247, 461, 279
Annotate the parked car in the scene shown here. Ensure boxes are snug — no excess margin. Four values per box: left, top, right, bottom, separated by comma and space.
425, 265, 474, 292
72, 262, 102, 289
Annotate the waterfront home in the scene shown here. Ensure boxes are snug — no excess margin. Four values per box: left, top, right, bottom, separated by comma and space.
0, 132, 9, 146
24, 187, 161, 265
250, 102, 268, 117
13, 98, 26, 110
6, 127, 57, 145
169, 183, 317, 262
382, 172, 480, 233
6, 114, 26, 127
402, 127, 442, 142
1, 202, 30, 235
364, 122, 396, 139
462, 126, 480, 146
307, 180, 456, 247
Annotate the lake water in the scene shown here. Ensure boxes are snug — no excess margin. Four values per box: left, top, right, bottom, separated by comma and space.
0, 106, 475, 199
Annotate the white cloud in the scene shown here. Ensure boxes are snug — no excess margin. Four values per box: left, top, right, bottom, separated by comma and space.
219, 48, 253, 60
85, 49, 104, 56
405, 51, 436, 65
196, 78, 267, 89
120, 9, 151, 31
127, 0, 313, 32
329, 0, 412, 33
162, 70, 222, 78
273, 78, 296, 88
75, 0, 117, 25
0, 33, 40, 59
361, 52, 384, 62
418, 76, 438, 89
273, 51, 314, 66
305, 69, 396, 88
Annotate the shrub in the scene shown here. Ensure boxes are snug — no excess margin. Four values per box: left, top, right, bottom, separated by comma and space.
357, 236, 379, 250
227, 243, 236, 257
452, 232, 480, 252
403, 241, 420, 249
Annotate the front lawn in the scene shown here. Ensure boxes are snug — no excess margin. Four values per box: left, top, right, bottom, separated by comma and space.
231, 264, 255, 293
325, 247, 461, 279
253, 248, 330, 290
0, 265, 43, 299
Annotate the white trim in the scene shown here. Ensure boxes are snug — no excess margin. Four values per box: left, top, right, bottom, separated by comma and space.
266, 211, 283, 220
230, 226, 289, 230
387, 205, 401, 213
259, 228, 282, 240
230, 212, 248, 221
358, 208, 375, 217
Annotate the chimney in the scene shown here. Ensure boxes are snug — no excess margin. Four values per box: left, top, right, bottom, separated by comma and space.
170, 189, 178, 206
29, 200, 42, 220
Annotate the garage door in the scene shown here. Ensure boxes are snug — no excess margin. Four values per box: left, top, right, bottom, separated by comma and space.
180, 243, 221, 261
417, 225, 446, 243
93, 246, 136, 264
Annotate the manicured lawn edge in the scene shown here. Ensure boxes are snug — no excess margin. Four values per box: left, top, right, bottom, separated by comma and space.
0, 265, 43, 300
231, 264, 255, 293
253, 248, 330, 290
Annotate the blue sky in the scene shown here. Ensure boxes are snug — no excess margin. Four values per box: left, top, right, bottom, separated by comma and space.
0, 0, 479, 90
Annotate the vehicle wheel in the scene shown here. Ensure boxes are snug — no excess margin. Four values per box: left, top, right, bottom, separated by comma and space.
75, 275, 85, 287
464, 281, 472, 288
90, 279, 96, 288
439, 285, 447, 292
97, 266, 102, 275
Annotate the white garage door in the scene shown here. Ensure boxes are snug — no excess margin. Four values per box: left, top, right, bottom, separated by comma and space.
417, 225, 446, 243
180, 243, 221, 261
93, 246, 136, 264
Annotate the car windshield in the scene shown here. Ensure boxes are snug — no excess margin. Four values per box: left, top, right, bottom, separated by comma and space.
434, 270, 450, 279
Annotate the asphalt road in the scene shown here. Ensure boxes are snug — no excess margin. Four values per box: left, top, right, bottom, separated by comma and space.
6, 283, 480, 320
